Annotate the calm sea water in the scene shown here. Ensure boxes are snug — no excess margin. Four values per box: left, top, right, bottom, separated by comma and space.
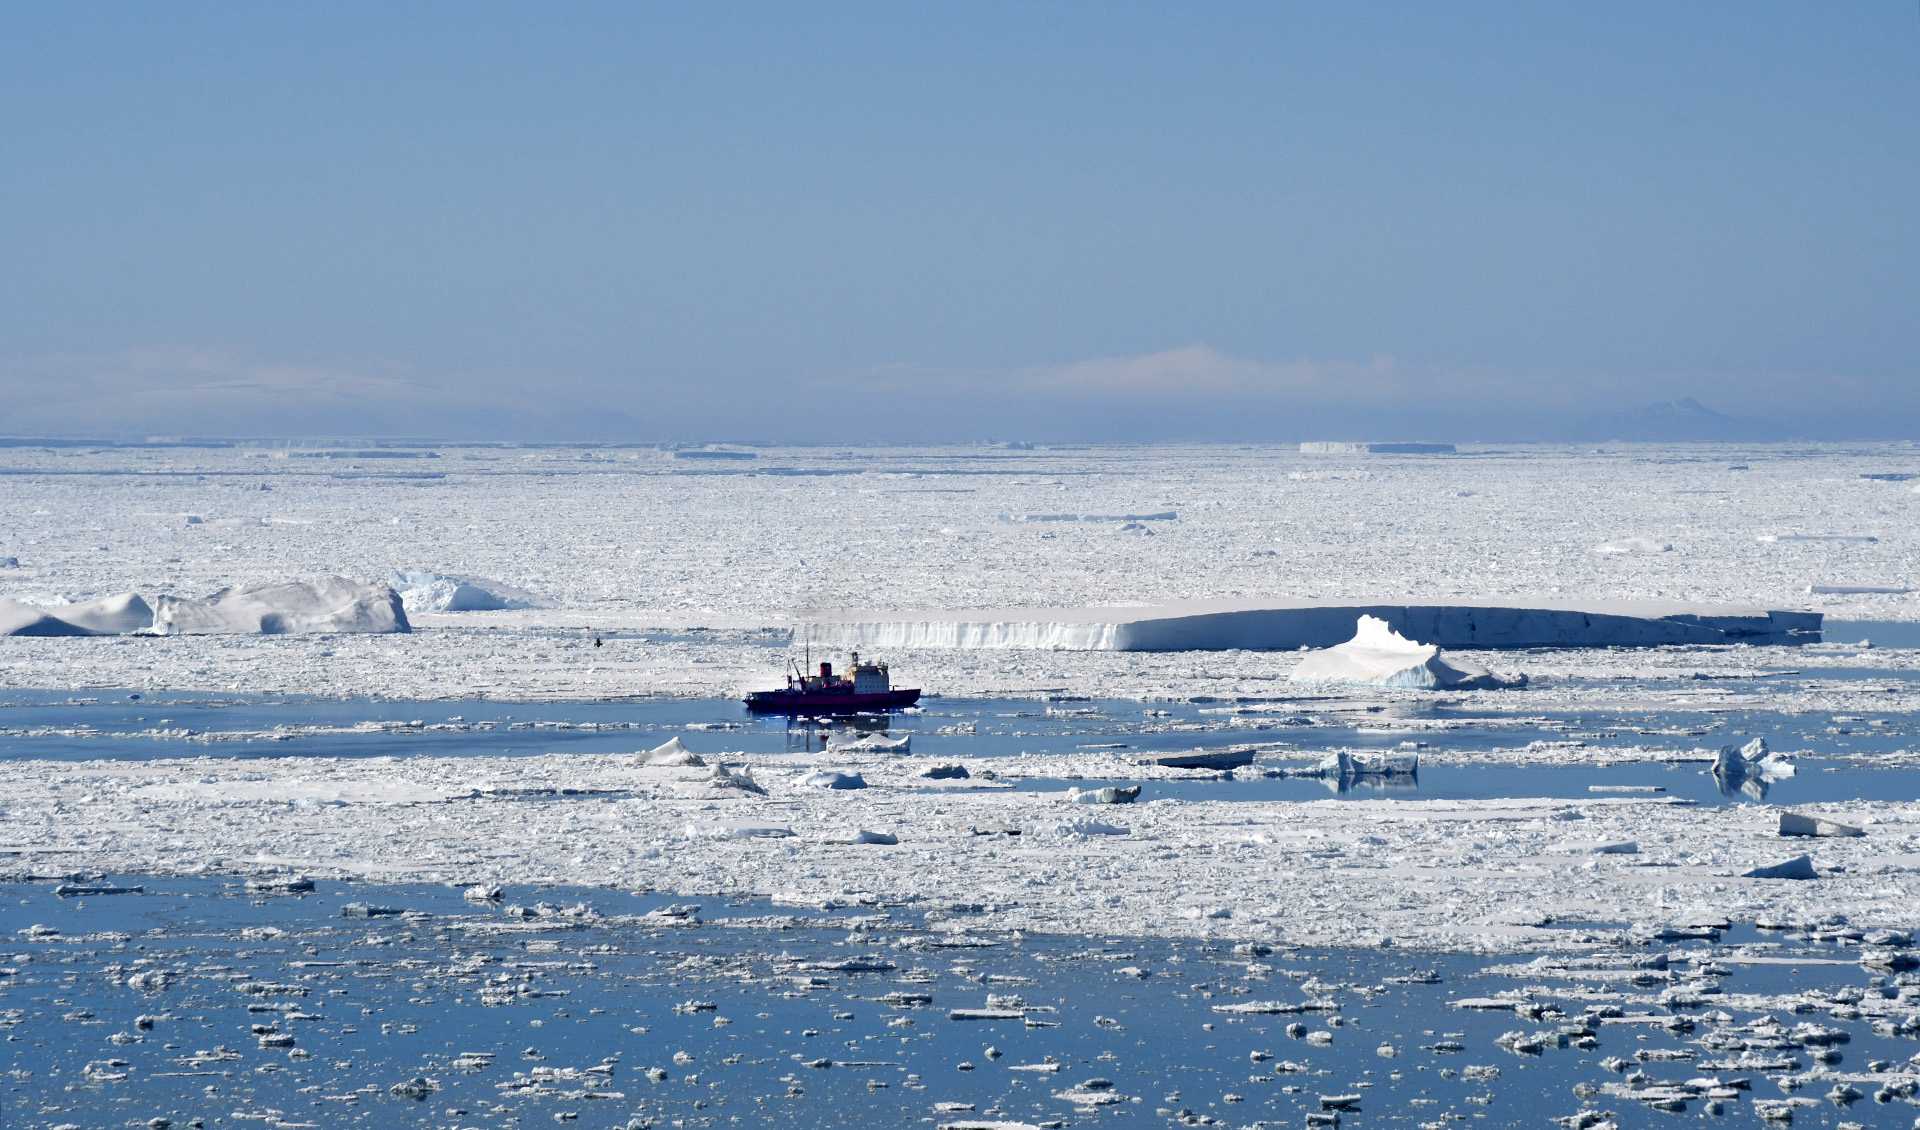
5, 878, 1913, 1130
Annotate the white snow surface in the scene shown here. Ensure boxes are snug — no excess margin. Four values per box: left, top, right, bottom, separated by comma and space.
1288, 615, 1517, 689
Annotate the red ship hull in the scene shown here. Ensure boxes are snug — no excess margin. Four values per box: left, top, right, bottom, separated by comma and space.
743, 688, 921, 713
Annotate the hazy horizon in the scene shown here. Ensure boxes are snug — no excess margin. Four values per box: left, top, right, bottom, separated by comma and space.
3, 3, 1916, 442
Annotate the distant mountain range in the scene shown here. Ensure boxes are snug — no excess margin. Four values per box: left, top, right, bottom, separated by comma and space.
1573, 397, 1790, 442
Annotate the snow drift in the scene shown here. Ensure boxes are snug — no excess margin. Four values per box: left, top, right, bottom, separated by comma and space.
1289, 616, 1524, 690
150, 577, 409, 635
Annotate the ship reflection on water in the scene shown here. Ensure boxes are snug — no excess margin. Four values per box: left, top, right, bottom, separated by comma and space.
781, 710, 894, 753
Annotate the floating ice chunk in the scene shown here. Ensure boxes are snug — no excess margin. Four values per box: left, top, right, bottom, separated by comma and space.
1713, 738, 1794, 799
1556, 840, 1639, 855
1595, 537, 1671, 554
684, 820, 793, 840
1213, 1000, 1306, 1015
54, 882, 143, 896
1054, 1077, 1125, 1106
1744, 855, 1819, 881
921, 764, 969, 779
463, 884, 503, 902
829, 733, 910, 753
1179, 906, 1232, 920
150, 576, 409, 635
388, 1076, 441, 1100
1316, 750, 1418, 781
390, 570, 542, 613
1778, 812, 1864, 838
1030, 818, 1129, 838
799, 770, 868, 790
1136, 749, 1257, 771
708, 765, 766, 794
1289, 617, 1524, 690
640, 737, 704, 767
820, 829, 898, 845
1065, 785, 1139, 805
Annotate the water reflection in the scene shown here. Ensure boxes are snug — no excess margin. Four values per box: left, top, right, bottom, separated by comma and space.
10, 878, 1905, 1130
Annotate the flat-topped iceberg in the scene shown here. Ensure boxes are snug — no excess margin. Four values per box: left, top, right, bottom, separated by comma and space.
811, 597, 1818, 651
1289, 616, 1524, 690
150, 577, 409, 635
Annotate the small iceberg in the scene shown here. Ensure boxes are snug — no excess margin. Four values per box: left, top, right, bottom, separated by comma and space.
820, 828, 898, 845
1778, 811, 1863, 838
685, 819, 792, 840
1595, 536, 1671, 554
798, 770, 868, 790
639, 737, 704, 766
390, 570, 544, 614
1712, 738, 1793, 800
828, 732, 910, 753
1316, 750, 1418, 781
708, 764, 767, 795
1065, 785, 1140, 805
1743, 854, 1819, 881
1030, 818, 1129, 838
1288, 616, 1524, 690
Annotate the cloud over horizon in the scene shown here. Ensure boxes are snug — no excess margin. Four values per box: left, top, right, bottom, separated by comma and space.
3, 341, 1908, 445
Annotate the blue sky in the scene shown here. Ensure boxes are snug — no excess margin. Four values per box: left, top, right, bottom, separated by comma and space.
1, 3, 1916, 441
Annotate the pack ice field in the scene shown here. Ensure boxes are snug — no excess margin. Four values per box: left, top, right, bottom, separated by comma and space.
3, 440, 1920, 1129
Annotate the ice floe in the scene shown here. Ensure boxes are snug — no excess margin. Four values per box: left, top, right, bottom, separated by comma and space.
798, 770, 868, 789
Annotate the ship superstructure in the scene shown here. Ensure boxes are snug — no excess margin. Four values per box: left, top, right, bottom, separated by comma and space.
744, 651, 921, 712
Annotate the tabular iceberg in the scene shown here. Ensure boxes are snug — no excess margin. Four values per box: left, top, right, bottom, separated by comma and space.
1288, 616, 1524, 690
150, 577, 409, 635
810, 598, 1819, 651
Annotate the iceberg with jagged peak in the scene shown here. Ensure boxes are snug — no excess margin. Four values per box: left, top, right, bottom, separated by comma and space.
390, 570, 545, 614
1288, 616, 1525, 690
